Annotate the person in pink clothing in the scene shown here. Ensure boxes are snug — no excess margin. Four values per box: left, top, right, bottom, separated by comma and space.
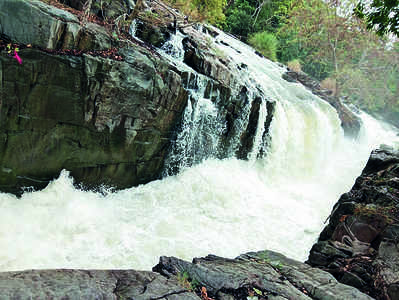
13, 50, 22, 64
7, 44, 22, 64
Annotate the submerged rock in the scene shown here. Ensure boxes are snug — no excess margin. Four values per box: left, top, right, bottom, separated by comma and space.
308, 148, 399, 299
0, 250, 373, 300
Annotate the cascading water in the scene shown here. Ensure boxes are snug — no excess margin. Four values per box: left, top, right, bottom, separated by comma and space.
1, 25, 399, 273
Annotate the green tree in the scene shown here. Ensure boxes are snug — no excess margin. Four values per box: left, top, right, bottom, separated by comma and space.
167, 0, 227, 26
248, 31, 278, 60
355, 0, 399, 37
277, 0, 399, 125
224, 0, 294, 41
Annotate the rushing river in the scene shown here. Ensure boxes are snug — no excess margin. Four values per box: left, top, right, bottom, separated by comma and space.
0, 26, 398, 272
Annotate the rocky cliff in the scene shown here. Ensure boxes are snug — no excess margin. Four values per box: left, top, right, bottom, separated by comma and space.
0, 0, 275, 194
308, 147, 399, 299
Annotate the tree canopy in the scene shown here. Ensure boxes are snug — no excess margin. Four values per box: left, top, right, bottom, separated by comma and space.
355, 0, 399, 37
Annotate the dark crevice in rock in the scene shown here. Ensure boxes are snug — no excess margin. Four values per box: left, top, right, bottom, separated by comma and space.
308, 148, 399, 299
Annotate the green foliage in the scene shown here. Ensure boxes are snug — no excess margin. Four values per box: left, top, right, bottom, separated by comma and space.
177, 271, 199, 291
225, 1, 254, 39
274, 0, 399, 121
249, 32, 278, 61
355, 0, 399, 37
166, 0, 227, 27
224, 0, 295, 40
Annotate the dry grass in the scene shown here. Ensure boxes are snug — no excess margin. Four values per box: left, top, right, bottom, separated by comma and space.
287, 59, 301, 73
321, 77, 337, 95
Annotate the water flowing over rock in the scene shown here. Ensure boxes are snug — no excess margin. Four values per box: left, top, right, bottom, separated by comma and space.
307, 147, 399, 299
0, 0, 277, 194
282, 70, 361, 137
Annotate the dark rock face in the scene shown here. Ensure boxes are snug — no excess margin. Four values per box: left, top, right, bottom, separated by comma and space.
0, 0, 112, 51
0, 0, 276, 194
282, 70, 361, 137
0, 250, 373, 300
308, 148, 399, 299
0, 45, 188, 194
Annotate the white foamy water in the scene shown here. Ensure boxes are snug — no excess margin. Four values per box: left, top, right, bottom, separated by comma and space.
1, 26, 399, 272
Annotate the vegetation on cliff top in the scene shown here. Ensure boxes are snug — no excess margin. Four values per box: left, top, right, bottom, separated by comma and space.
20, 0, 399, 128
163, 0, 399, 127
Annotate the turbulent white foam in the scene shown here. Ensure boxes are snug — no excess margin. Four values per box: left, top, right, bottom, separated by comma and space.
1, 112, 397, 272
1, 26, 399, 272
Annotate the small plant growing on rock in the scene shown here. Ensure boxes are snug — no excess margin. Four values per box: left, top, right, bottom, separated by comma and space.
7, 44, 22, 65
177, 271, 199, 292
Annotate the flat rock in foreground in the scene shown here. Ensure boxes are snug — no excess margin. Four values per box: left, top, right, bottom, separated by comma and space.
0, 269, 200, 300
154, 250, 373, 300
0, 250, 372, 299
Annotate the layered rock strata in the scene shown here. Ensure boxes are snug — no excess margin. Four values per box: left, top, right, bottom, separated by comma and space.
308, 148, 399, 299
0, 0, 274, 194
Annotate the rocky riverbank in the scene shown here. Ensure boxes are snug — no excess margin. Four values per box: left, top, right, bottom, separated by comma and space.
2, 148, 398, 300
0, 249, 372, 300
308, 147, 399, 299
282, 70, 361, 137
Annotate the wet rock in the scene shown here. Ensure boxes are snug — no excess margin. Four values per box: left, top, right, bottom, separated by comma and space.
1, 0, 276, 192
341, 272, 367, 289
282, 70, 361, 137
308, 241, 350, 266
363, 148, 399, 175
153, 250, 373, 300
0, 269, 200, 300
135, 21, 171, 48
308, 148, 399, 299
0, 46, 188, 194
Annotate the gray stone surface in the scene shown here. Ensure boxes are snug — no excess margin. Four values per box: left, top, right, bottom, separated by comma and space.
0, 0, 277, 194
154, 250, 374, 300
0, 46, 188, 194
0, 269, 200, 300
0, 0, 111, 50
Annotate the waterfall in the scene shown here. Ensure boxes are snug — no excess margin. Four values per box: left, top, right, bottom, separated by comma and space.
1, 25, 399, 273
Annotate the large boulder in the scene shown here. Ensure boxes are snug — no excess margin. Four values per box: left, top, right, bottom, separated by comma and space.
0, 0, 112, 50
307, 148, 399, 299
0, 45, 188, 194
0, 269, 200, 299
0, 0, 276, 194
